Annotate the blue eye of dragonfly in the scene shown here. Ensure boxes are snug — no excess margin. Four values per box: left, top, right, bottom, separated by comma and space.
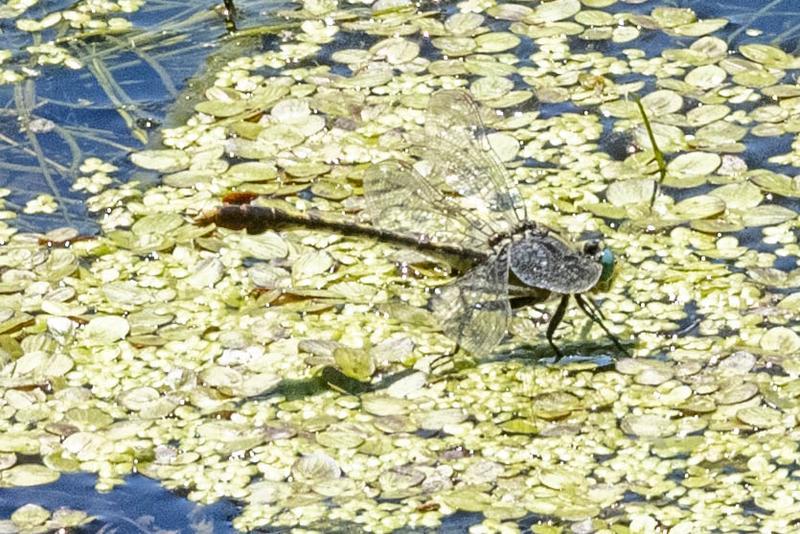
600, 247, 615, 283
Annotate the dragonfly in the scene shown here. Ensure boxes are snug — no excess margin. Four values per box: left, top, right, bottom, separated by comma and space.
200, 89, 625, 359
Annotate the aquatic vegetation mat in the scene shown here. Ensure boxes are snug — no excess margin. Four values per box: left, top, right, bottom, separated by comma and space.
3, 0, 800, 532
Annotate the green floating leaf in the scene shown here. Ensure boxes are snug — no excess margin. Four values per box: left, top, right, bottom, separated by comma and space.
195, 99, 249, 118
310, 180, 352, 200
760, 326, 800, 354
379, 466, 425, 493
634, 122, 686, 154
669, 195, 725, 221
83, 316, 130, 344
685, 65, 726, 89
333, 346, 375, 382
669, 18, 727, 37
1, 464, 60, 487
441, 488, 495, 512
652, 6, 696, 28
487, 4, 533, 21
291, 452, 341, 481
237, 233, 289, 260
739, 43, 796, 68
499, 418, 539, 435
687, 104, 730, 127
709, 182, 762, 211
737, 406, 785, 429
132, 213, 184, 236
532, 391, 581, 420
620, 414, 676, 438
444, 12, 484, 36
130, 149, 190, 172
293, 251, 334, 283
715, 382, 759, 405
733, 70, 779, 89
10, 503, 50, 528
316, 426, 365, 449
474, 32, 521, 53
641, 90, 683, 115
666, 151, 721, 183
741, 205, 796, 227
224, 162, 278, 184
430, 36, 476, 57
470, 75, 514, 101
528, 0, 581, 23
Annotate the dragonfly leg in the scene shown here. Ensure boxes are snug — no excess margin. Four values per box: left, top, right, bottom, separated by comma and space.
428, 342, 463, 377
222, 0, 237, 31
430, 351, 453, 375
546, 295, 570, 361
508, 286, 550, 311
574, 294, 629, 357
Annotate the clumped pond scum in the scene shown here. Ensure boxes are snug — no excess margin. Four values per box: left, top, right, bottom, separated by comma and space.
2, 0, 800, 532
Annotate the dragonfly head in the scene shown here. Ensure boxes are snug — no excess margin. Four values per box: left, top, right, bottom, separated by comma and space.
579, 239, 615, 287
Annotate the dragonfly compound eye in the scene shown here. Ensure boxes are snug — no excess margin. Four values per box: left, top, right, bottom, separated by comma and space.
581, 239, 602, 258
600, 247, 615, 283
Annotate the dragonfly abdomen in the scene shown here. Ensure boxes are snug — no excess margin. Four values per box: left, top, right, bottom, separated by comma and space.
197, 203, 490, 264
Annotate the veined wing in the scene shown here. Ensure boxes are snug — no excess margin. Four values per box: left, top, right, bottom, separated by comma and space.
420, 89, 527, 236
429, 248, 511, 354
364, 160, 499, 252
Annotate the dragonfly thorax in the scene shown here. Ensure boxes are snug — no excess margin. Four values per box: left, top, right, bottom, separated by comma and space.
486, 220, 538, 252
508, 226, 604, 295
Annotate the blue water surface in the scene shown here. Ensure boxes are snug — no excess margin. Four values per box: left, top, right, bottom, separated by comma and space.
0, 473, 238, 533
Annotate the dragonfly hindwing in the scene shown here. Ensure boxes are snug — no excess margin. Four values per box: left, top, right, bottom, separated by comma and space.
430, 247, 511, 354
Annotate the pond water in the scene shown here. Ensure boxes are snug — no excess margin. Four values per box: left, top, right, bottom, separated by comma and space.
2, 0, 800, 532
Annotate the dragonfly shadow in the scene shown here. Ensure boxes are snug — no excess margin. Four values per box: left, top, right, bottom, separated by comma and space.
239, 340, 629, 405
493, 339, 630, 368
250, 366, 422, 402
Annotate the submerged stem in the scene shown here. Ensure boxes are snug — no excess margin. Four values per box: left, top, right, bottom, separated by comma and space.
635, 97, 667, 210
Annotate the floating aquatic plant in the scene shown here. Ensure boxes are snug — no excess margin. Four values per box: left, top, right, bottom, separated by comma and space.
1, 0, 800, 532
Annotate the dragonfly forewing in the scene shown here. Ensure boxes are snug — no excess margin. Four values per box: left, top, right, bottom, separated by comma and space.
364, 159, 495, 252
421, 90, 527, 235
429, 248, 511, 355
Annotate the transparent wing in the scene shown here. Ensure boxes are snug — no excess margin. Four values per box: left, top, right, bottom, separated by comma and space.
420, 89, 527, 235
509, 233, 602, 294
429, 249, 511, 354
364, 160, 497, 252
